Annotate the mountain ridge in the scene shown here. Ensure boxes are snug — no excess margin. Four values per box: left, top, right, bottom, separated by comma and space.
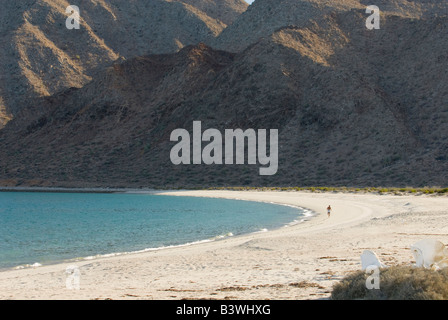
0, 6, 446, 188
214, 0, 448, 52
0, 0, 248, 125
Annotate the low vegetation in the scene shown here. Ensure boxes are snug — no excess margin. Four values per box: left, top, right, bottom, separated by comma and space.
331, 266, 448, 300
207, 186, 448, 195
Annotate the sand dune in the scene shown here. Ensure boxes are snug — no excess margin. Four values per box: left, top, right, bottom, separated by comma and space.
0, 190, 447, 300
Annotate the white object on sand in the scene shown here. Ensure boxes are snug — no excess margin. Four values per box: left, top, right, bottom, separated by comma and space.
361, 250, 387, 271
410, 239, 448, 270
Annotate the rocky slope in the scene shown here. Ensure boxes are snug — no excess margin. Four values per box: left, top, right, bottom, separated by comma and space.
0, 7, 446, 188
214, 0, 448, 52
0, 0, 248, 125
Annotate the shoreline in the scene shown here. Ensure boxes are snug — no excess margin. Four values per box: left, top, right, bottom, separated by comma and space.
0, 190, 447, 300
3, 196, 313, 273
1, 185, 447, 196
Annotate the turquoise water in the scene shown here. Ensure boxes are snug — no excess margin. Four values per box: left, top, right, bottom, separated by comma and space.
0, 192, 306, 269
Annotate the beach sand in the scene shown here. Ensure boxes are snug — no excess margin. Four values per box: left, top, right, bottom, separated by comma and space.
0, 190, 447, 300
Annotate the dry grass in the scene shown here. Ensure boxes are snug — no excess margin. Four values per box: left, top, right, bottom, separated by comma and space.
208, 186, 448, 195
331, 266, 448, 300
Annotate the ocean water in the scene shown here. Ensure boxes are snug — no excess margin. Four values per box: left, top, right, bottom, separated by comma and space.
0, 192, 308, 270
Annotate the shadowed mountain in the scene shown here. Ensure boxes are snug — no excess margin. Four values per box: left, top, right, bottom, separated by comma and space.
0, 0, 248, 125
214, 0, 448, 52
0, 8, 446, 188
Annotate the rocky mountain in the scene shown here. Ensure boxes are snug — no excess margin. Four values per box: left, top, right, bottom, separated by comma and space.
0, 3, 446, 188
214, 0, 448, 52
0, 0, 248, 125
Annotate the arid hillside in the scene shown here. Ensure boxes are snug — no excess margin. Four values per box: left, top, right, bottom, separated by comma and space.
0, 6, 446, 188
214, 0, 448, 52
0, 0, 248, 125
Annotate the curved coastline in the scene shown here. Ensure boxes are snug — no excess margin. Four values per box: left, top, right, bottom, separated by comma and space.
2, 191, 311, 272
0, 189, 447, 300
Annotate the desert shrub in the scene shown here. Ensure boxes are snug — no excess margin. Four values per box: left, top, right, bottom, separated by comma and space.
331, 266, 448, 300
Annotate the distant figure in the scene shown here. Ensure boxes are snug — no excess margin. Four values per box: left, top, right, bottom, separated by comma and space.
327, 205, 332, 218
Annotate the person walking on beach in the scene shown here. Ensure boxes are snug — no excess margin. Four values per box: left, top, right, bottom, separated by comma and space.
327, 205, 332, 218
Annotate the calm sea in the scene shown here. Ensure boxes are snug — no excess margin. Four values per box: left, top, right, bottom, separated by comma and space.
0, 192, 308, 270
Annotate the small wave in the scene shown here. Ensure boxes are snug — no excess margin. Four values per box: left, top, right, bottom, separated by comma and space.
253, 228, 268, 233
284, 209, 315, 227
14, 262, 42, 270
240, 199, 317, 220
79, 237, 229, 262
211, 232, 234, 240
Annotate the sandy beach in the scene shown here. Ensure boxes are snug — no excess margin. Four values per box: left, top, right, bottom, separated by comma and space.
0, 190, 447, 300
